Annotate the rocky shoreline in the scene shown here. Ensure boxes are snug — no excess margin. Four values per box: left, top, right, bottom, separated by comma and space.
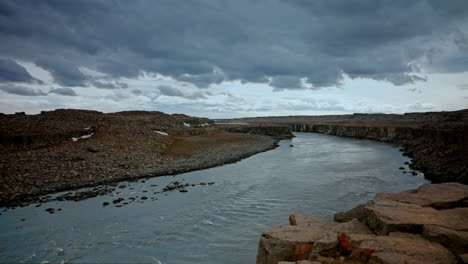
0, 109, 292, 207
257, 183, 468, 264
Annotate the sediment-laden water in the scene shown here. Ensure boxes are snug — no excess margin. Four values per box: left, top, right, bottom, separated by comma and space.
0, 133, 429, 263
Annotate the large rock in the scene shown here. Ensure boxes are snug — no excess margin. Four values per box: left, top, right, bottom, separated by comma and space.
334, 198, 468, 235
422, 224, 468, 255
376, 183, 468, 209
289, 214, 330, 227
358, 233, 457, 264
310, 219, 373, 258
257, 218, 372, 264
257, 226, 323, 264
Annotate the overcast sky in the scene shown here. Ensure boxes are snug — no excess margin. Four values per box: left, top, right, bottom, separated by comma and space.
0, 0, 467, 118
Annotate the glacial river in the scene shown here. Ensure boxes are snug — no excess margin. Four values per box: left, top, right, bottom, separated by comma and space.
0, 132, 429, 263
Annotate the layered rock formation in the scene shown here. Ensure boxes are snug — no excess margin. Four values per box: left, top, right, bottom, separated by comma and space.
257, 183, 468, 264
287, 123, 468, 184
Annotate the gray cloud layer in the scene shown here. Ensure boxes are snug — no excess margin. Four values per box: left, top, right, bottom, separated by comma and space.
0, 0, 467, 90
49, 87, 77, 96
0, 59, 36, 83
0, 85, 47, 96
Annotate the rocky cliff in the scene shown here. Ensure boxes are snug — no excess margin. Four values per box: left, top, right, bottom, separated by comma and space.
257, 183, 468, 264
287, 123, 468, 184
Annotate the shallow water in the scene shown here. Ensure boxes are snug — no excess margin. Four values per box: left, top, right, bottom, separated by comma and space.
0, 132, 429, 263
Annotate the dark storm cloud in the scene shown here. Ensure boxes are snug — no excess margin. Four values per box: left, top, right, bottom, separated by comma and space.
92, 81, 128, 89
1, 0, 467, 90
0, 85, 47, 96
49, 87, 77, 96
0, 59, 36, 83
157, 85, 207, 99
157, 85, 184, 97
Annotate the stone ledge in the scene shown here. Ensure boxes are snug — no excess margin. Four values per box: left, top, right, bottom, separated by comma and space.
256, 183, 468, 264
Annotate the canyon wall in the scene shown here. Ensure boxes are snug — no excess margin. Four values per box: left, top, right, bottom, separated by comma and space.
286, 123, 468, 184
215, 124, 293, 139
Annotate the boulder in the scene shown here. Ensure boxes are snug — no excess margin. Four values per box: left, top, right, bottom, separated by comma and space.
310, 219, 373, 258
358, 233, 457, 264
289, 214, 330, 227
376, 183, 468, 209
257, 226, 322, 264
334, 198, 468, 235
422, 225, 468, 255
257, 219, 373, 264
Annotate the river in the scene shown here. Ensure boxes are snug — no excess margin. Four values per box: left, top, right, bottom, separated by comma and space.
0, 132, 429, 263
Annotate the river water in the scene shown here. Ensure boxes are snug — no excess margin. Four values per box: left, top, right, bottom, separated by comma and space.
0, 133, 429, 263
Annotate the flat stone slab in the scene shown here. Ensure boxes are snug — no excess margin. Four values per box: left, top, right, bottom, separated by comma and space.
377, 183, 468, 209
423, 224, 468, 255
257, 219, 372, 264
289, 214, 330, 227
334, 197, 468, 235
359, 233, 457, 264
257, 226, 322, 264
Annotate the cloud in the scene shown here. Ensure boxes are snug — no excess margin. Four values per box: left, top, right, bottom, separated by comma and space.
157, 85, 207, 99
0, 59, 36, 83
49, 87, 77, 96
131, 89, 142, 95
0, 0, 467, 90
92, 80, 128, 89
0, 84, 47, 96
35, 57, 88, 87
407, 87, 422, 94
157, 85, 184, 97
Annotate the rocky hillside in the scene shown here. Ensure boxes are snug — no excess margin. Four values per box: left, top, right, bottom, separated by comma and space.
0, 109, 282, 206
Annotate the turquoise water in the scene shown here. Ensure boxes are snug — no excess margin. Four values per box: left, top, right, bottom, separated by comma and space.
0, 133, 428, 263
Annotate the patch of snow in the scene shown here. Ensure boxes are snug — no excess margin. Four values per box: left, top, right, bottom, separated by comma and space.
183, 122, 191, 127
72, 133, 94, 142
84, 127, 91, 130
199, 123, 210, 127
154, 131, 168, 136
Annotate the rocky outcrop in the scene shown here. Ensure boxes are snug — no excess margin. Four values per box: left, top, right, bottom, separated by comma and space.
256, 183, 468, 264
215, 124, 293, 139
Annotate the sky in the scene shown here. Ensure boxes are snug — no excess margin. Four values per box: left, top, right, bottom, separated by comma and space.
0, 0, 467, 118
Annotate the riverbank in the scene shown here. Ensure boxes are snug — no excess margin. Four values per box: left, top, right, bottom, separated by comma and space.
257, 183, 468, 264
219, 109, 468, 184
0, 109, 291, 207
